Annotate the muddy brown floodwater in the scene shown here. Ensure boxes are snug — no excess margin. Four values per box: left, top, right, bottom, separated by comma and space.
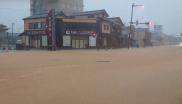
0, 47, 182, 104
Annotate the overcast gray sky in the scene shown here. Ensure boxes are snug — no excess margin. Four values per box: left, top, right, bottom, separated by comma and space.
0, 0, 182, 36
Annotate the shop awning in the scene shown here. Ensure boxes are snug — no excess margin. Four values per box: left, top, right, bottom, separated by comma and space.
19, 30, 46, 36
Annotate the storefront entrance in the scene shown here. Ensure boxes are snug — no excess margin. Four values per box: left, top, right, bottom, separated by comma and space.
72, 36, 88, 49
29, 36, 41, 48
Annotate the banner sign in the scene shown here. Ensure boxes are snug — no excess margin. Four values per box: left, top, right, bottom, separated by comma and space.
26, 31, 46, 35
65, 30, 97, 37
89, 36, 96, 46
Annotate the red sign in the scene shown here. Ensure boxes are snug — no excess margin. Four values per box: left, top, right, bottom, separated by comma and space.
45, 9, 57, 50
91, 31, 97, 38
46, 10, 52, 38
45, 10, 53, 49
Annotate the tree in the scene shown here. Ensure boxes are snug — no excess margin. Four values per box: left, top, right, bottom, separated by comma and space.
0, 24, 8, 33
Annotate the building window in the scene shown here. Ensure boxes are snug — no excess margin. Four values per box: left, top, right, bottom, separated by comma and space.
107, 25, 109, 31
41, 22, 46, 29
29, 22, 45, 29
33, 23, 39, 29
38, 23, 41, 29
104, 25, 107, 30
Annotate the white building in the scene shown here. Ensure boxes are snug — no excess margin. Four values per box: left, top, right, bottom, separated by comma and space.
154, 25, 163, 33
134, 28, 151, 47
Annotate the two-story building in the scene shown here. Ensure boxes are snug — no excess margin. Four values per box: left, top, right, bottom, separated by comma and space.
20, 10, 124, 49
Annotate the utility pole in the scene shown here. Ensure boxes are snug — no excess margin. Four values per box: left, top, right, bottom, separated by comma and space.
128, 3, 134, 49
128, 3, 144, 49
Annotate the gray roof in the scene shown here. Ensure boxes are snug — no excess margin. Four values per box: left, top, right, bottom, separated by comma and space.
106, 17, 124, 26
70, 9, 109, 17
23, 11, 67, 20
23, 14, 47, 20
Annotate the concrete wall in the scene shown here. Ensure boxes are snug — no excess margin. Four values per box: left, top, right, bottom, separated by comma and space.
30, 0, 83, 15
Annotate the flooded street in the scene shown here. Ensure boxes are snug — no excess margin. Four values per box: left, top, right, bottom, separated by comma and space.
0, 47, 182, 104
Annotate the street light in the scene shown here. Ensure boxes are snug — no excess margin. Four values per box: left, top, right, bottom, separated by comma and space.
128, 3, 144, 49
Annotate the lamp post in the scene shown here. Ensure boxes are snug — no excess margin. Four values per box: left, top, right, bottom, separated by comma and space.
128, 3, 144, 49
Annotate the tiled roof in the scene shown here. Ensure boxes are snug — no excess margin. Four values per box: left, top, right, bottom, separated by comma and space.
70, 9, 109, 17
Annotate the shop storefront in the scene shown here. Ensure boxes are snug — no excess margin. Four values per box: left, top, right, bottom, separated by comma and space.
62, 30, 97, 49
61, 21, 98, 49
22, 30, 47, 49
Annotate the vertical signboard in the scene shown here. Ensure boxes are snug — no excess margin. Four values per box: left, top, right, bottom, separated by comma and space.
45, 9, 56, 50
89, 36, 96, 46
51, 9, 56, 50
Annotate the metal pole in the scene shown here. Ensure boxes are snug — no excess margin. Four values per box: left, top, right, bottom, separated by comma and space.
7, 32, 9, 50
128, 3, 134, 49
12, 23, 14, 46
52, 9, 56, 51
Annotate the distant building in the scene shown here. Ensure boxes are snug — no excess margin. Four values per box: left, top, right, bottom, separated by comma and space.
106, 17, 124, 48
30, 0, 83, 15
133, 28, 152, 47
0, 32, 20, 50
154, 25, 163, 33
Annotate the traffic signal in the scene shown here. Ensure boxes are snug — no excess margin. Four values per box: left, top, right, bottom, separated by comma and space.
146, 21, 153, 28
